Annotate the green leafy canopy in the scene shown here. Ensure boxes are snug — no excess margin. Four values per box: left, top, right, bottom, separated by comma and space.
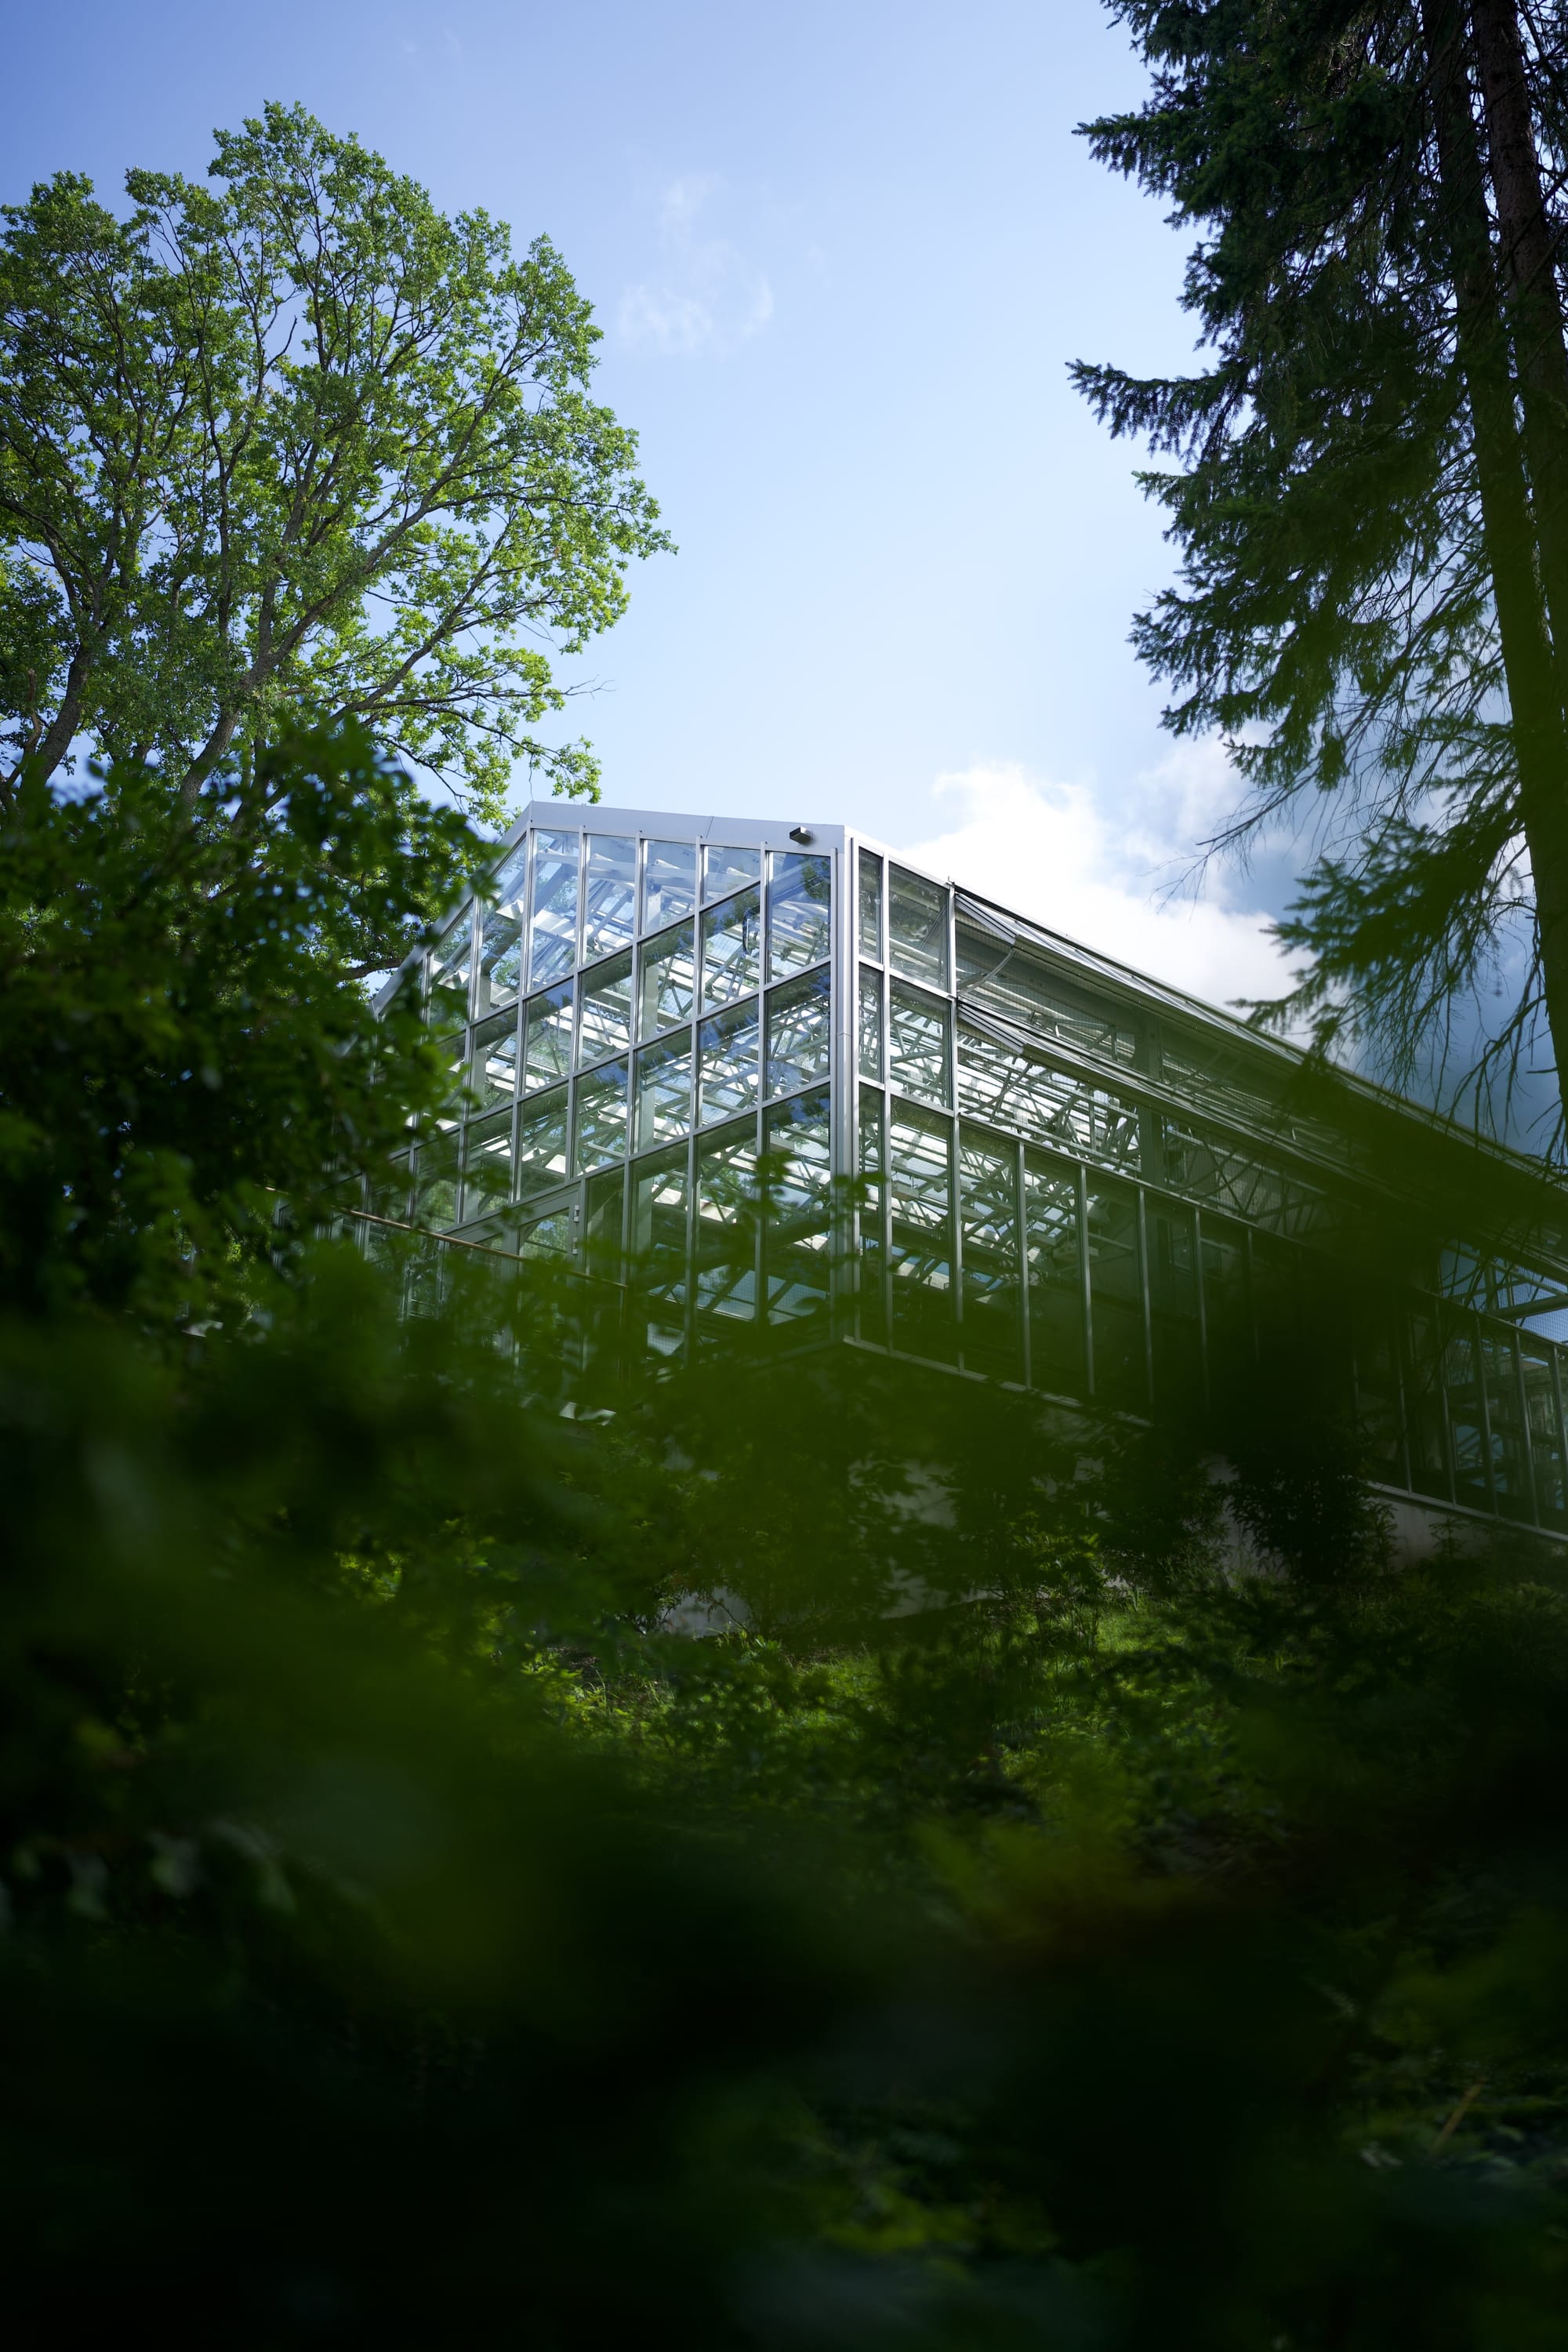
0, 100, 670, 824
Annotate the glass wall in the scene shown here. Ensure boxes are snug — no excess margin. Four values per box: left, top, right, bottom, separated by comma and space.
365, 817, 1568, 1537
848, 843, 1568, 1531
379, 822, 837, 1356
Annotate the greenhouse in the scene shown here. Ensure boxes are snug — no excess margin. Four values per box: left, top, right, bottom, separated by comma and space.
363, 801, 1568, 1538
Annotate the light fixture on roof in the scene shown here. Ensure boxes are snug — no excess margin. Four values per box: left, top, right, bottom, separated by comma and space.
789, 825, 815, 846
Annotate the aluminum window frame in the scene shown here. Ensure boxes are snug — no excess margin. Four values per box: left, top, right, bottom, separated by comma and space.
376, 810, 1568, 1536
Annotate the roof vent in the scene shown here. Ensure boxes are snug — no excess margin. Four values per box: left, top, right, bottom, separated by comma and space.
789, 825, 815, 846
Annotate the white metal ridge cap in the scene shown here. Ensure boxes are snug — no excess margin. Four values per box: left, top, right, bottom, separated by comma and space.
520, 799, 845, 854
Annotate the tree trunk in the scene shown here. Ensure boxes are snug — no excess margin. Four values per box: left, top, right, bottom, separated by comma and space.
1469, 0, 1568, 710
1421, 0, 1568, 1075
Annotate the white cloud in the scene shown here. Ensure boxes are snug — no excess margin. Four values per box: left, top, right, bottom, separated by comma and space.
900, 752, 1296, 1014
619, 176, 773, 357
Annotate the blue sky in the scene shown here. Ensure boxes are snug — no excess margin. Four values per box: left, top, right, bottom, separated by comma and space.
9, 0, 1304, 1007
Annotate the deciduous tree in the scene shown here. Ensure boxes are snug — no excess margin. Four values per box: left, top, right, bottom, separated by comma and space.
0, 102, 668, 826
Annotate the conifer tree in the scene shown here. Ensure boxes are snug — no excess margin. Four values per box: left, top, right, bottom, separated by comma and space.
1077, 2, 1568, 1134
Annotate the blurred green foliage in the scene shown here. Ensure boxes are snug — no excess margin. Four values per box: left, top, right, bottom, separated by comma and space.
5, 1243, 1568, 2346
5, 734, 1568, 2345
0, 723, 474, 1322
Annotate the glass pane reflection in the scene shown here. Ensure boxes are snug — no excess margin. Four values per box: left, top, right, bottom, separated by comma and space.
639, 921, 696, 1038
632, 1148, 690, 1355
765, 1088, 833, 1325
429, 904, 474, 1029
960, 1127, 1021, 1379
704, 844, 760, 899
585, 1167, 625, 1280
957, 1024, 1138, 1170
463, 1107, 514, 1214
858, 848, 883, 959
888, 866, 948, 989
528, 833, 579, 988
642, 840, 697, 931
889, 984, 950, 1105
516, 1087, 569, 1196
858, 1089, 887, 1345
859, 965, 883, 1081
523, 983, 574, 1092
768, 853, 831, 978
698, 1001, 760, 1126
578, 953, 633, 1066
700, 887, 761, 1011
695, 1120, 759, 1323
470, 1010, 520, 1112
888, 1102, 953, 1360
476, 838, 529, 1015
574, 1060, 630, 1171
582, 835, 637, 961
636, 1036, 693, 1152
476, 905, 523, 1016
518, 1202, 576, 1261
766, 967, 831, 1098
